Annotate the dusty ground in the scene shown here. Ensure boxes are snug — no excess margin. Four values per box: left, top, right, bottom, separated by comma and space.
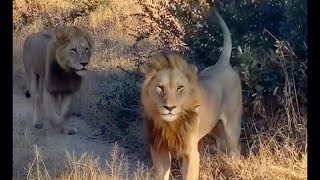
12, 1, 307, 178
12, 93, 138, 179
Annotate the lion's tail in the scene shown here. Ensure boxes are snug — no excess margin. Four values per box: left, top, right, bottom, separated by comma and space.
23, 83, 31, 98
22, 83, 31, 98
21, 76, 31, 98
25, 90, 31, 98
213, 7, 232, 66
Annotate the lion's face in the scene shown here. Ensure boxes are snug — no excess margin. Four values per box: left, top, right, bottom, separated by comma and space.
143, 53, 198, 122
59, 37, 92, 76
55, 26, 93, 76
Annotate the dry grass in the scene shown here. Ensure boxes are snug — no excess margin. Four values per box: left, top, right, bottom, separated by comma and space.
199, 135, 306, 180
25, 144, 153, 180
13, 0, 307, 179
23, 139, 306, 180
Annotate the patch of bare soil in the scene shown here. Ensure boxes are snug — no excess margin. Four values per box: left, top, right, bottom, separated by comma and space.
12, 93, 137, 179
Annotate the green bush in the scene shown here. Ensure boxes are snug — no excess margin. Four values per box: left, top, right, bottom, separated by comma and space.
164, 0, 307, 122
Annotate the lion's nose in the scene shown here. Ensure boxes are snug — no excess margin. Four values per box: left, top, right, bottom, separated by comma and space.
163, 105, 176, 111
80, 62, 88, 66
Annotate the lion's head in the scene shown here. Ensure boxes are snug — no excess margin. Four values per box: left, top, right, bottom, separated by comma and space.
141, 51, 202, 155
141, 51, 200, 122
53, 25, 94, 76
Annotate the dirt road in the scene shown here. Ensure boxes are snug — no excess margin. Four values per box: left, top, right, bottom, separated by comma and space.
13, 93, 130, 179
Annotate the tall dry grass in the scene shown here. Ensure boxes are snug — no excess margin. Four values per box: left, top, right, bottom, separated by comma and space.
24, 137, 306, 180
26, 144, 153, 180
13, 0, 307, 179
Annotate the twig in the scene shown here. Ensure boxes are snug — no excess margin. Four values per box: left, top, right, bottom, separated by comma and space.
116, 66, 132, 75
264, 28, 278, 41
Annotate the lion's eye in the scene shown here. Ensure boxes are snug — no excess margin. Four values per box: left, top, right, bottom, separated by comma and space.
71, 48, 77, 53
157, 85, 164, 92
177, 85, 184, 93
85, 48, 89, 53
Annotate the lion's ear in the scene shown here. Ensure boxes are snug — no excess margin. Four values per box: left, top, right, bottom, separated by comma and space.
140, 63, 157, 83
140, 63, 150, 75
85, 32, 94, 48
54, 25, 67, 44
77, 26, 94, 48
189, 64, 198, 74
195, 105, 200, 113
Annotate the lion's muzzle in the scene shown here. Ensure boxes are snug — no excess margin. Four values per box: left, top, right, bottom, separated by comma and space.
159, 105, 181, 122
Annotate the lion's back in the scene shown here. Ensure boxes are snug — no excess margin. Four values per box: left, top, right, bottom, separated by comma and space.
23, 30, 53, 76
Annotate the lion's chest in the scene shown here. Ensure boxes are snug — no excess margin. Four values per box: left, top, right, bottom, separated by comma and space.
46, 63, 82, 94
145, 111, 198, 157
152, 124, 187, 157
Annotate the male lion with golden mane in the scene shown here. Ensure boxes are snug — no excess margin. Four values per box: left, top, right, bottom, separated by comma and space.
23, 25, 94, 135
141, 8, 242, 180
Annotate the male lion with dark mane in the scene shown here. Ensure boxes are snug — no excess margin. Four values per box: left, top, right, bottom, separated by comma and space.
141, 8, 242, 180
23, 25, 94, 135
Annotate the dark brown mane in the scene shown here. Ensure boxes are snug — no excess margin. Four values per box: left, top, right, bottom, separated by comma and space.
144, 109, 198, 157
44, 26, 93, 95
46, 60, 82, 95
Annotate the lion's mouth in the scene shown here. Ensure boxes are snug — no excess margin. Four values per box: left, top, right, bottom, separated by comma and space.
162, 113, 177, 116
73, 67, 87, 71
161, 113, 178, 122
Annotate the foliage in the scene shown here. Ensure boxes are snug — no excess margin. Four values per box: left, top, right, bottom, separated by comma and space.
165, 0, 307, 121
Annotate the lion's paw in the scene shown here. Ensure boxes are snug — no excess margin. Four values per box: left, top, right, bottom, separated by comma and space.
33, 122, 44, 129
61, 127, 78, 135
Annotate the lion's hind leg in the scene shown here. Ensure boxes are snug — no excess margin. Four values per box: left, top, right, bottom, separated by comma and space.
220, 108, 242, 160
30, 72, 44, 129
23, 70, 31, 98
212, 121, 227, 154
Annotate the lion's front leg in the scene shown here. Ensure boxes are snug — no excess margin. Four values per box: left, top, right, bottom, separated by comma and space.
44, 90, 61, 131
60, 94, 77, 135
182, 142, 200, 180
182, 133, 200, 180
151, 147, 171, 180
43, 91, 76, 135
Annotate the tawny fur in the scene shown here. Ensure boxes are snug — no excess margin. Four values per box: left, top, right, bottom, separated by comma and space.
22, 25, 94, 135
141, 8, 242, 180
144, 103, 198, 157
142, 52, 201, 156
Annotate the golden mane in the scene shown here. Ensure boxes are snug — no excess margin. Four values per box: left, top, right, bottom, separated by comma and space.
144, 109, 198, 156
140, 9, 243, 179
54, 25, 94, 48
141, 51, 201, 157
141, 51, 198, 84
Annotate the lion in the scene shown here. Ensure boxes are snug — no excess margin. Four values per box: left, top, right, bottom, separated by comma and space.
140, 8, 242, 180
22, 25, 94, 135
